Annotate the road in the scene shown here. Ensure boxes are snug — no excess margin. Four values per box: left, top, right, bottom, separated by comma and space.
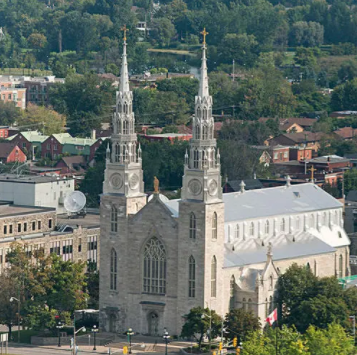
4, 345, 109, 355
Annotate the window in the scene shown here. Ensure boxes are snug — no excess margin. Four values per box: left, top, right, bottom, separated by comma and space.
123, 120, 129, 134
212, 213, 217, 239
339, 255, 343, 278
110, 248, 117, 291
188, 256, 196, 298
47, 144, 50, 150
62, 240, 73, 261
18, 223, 21, 233
197, 107, 201, 118
211, 256, 217, 297
235, 224, 239, 239
310, 214, 315, 228
249, 222, 254, 236
195, 125, 200, 139
9, 224, 12, 234
32, 221, 36, 230
202, 125, 208, 140
269, 275, 273, 290
38, 221, 41, 230
143, 237, 166, 294
24, 223, 27, 232
193, 149, 199, 169
78, 238, 82, 253
50, 241, 60, 255
280, 218, 285, 232
111, 206, 118, 232
189, 213, 196, 239
3, 225, 7, 235
265, 220, 269, 235
48, 219, 52, 228
296, 216, 300, 229
230, 275, 235, 310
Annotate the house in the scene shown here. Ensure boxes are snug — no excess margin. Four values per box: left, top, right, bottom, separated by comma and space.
330, 111, 357, 119
7, 131, 48, 158
267, 132, 328, 152
55, 156, 87, 175
334, 127, 357, 140
0, 143, 26, 163
259, 117, 317, 132
41, 133, 103, 160
0, 86, 26, 109
307, 155, 351, 172
0, 126, 10, 139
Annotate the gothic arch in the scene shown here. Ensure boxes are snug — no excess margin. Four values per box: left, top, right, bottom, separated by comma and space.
211, 256, 217, 297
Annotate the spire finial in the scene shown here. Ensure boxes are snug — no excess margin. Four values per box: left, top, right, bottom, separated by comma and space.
121, 24, 129, 42
308, 165, 317, 183
201, 28, 209, 45
106, 142, 110, 162
119, 29, 130, 93
286, 175, 291, 187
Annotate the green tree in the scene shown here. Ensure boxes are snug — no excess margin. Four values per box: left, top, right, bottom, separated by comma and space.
331, 79, 357, 111
0, 101, 22, 126
27, 33, 47, 50
224, 309, 260, 342
150, 18, 176, 47
289, 21, 324, 47
181, 307, 222, 350
338, 60, 357, 83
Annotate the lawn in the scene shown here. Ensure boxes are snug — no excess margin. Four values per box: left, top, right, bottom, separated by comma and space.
0, 68, 52, 76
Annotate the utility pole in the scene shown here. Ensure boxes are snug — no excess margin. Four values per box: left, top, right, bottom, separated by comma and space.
232, 60, 235, 82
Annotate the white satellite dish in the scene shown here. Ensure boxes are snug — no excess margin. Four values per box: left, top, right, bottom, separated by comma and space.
64, 191, 86, 213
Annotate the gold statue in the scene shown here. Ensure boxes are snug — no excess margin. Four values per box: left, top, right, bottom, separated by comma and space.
121, 24, 129, 42
308, 165, 317, 181
154, 176, 159, 194
201, 28, 209, 45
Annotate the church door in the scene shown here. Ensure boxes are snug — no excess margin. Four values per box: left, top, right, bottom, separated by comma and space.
148, 312, 159, 335
109, 314, 116, 333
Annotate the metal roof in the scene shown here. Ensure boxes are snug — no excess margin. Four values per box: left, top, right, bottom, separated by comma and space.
164, 183, 342, 222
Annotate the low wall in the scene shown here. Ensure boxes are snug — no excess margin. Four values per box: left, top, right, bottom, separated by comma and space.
31, 336, 70, 345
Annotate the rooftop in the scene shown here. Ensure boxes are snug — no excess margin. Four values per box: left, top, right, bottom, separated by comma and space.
145, 133, 192, 138
0, 203, 55, 218
8, 131, 48, 143
307, 155, 350, 164
0, 142, 24, 158
57, 212, 100, 229
0, 174, 74, 184
51, 133, 99, 146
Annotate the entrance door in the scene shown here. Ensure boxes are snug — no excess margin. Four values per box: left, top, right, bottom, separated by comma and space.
109, 314, 116, 333
148, 312, 159, 336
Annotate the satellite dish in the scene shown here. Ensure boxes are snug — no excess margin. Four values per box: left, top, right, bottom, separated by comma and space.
64, 191, 86, 213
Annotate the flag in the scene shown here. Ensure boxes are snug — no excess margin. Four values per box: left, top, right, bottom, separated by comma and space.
266, 308, 278, 326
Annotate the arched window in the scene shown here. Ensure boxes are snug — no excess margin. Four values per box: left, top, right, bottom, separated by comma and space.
111, 206, 118, 232
211, 256, 217, 297
195, 125, 200, 140
110, 248, 117, 291
115, 143, 120, 163
296, 216, 300, 230
269, 296, 273, 313
230, 275, 235, 310
265, 220, 269, 235
339, 254, 343, 278
248, 298, 252, 311
235, 224, 239, 239
269, 275, 273, 290
117, 119, 122, 134
193, 149, 199, 169
188, 256, 196, 298
310, 214, 315, 228
212, 213, 217, 240
143, 237, 166, 294
123, 120, 129, 134
202, 149, 208, 168
123, 102, 128, 114
189, 213, 196, 239
203, 108, 207, 119
202, 125, 208, 140
280, 218, 285, 232
118, 102, 122, 113
249, 222, 254, 236
306, 262, 311, 271
197, 107, 201, 118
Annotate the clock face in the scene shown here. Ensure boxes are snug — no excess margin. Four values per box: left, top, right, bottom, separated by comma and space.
188, 179, 202, 196
208, 179, 218, 196
129, 173, 139, 190
110, 173, 123, 189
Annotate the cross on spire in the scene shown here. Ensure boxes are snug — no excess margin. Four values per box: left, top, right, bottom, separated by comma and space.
121, 24, 129, 42
308, 165, 317, 182
201, 28, 208, 45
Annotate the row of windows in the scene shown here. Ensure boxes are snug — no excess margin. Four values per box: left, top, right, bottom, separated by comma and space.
113, 143, 136, 164
194, 124, 214, 140
196, 107, 212, 120
117, 101, 132, 115
189, 212, 218, 240
192, 148, 216, 169
227, 210, 341, 239
3, 219, 52, 235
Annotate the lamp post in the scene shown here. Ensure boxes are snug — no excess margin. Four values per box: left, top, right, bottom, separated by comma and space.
201, 311, 212, 353
92, 325, 99, 350
9, 296, 20, 343
56, 321, 64, 347
239, 342, 243, 355
163, 329, 170, 355
127, 328, 134, 354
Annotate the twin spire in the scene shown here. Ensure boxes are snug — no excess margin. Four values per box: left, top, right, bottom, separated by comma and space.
119, 25, 130, 93
199, 28, 209, 98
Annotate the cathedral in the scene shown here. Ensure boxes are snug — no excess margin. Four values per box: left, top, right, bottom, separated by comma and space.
99, 32, 350, 336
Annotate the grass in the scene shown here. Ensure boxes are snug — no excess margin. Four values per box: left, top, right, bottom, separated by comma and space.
281, 52, 296, 65
147, 48, 195, 56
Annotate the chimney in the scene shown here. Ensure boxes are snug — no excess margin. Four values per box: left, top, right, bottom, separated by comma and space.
91, 129, 96, 140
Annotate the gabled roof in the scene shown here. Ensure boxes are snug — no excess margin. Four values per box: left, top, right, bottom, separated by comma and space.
8, 131, 48, 143
56, 155, 86, 167
48, 133, 100, 147
164, 183, 342, 222
271, 132, 325, 144
226, 179, 263, 192
259, 117, 316, 128
334, 127, 357, 139
0, 143, 22, 158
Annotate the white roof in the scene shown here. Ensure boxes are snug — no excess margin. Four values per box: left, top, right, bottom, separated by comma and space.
164, 183, 342, 222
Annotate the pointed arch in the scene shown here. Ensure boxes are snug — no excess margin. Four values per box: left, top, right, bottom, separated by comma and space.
265, 220, 269, 235
193, 149, 199, 169
118, 101, 122, 113
249, 222, 254, 236
203, 107, 208, 119
110, 248, 117, 290
115, 143, 120, 163
143, 237, 166, 294
202, 125, 208, 140
123, 120, 129, 134
123, 102, 128, 114
230, 275, 235, 310
211, 256, 217, 297
281, 218, 285, 232
269, 275, 273, 290
188, 256, 196, 298
197, 107, 201, 119
189, 212, 196, 239
195, 124, 200, 140
235, 224, 239, 239
212, 212, 217, 239
111, 205, 118, 232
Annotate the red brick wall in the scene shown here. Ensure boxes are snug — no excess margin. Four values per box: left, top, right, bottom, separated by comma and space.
6, 146, 27, 163
41, 136, 63, 159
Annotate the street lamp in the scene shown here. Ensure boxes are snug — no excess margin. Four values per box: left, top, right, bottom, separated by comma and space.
56, 321, 64, 347
201, 312, 212, 353
239, 342, 243, 355
126, 328, 134, 354
92, 325, 99, 350
9, 296, 20, 343
163, 328, 170, 355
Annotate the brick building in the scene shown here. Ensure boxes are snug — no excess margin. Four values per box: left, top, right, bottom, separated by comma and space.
0, 143, 27, 163
7, 131, 48, 158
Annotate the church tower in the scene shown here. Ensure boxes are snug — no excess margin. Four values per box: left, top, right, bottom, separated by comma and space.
102, 29, 145, 212
177, 29, 225, 323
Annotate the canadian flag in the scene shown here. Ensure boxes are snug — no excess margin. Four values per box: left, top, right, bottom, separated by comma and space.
266, 308, 278, 326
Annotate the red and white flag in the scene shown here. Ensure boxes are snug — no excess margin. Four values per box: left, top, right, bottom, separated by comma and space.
266, 308, 278, 326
